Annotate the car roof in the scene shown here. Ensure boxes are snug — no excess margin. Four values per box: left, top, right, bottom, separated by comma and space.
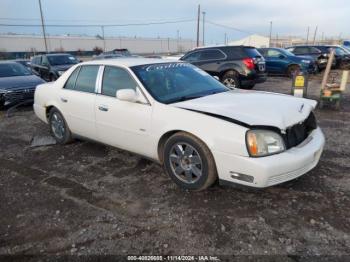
82, 57, 184, 67
192, 45, 254, 51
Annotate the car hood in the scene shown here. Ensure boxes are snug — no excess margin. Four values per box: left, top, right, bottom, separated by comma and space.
51, 64, 75, 71
172, 90, 317, 130
0, 75, 45, 90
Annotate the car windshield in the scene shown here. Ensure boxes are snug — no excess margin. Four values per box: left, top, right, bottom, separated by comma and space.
131, 62, 229, 104
47, 55, 78, 65
0, 63, 32, 77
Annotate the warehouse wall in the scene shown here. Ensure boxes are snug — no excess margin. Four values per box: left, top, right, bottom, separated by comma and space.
0, 35, 196, 54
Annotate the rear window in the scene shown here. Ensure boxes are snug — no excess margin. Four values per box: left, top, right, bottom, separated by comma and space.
244, 48, 263, 58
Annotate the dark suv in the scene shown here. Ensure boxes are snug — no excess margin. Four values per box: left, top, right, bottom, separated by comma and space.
31, 53, 79, 81
180, 46, 266, 89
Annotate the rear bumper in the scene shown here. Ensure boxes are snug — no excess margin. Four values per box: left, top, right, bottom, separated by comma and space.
213, 127, 325, 188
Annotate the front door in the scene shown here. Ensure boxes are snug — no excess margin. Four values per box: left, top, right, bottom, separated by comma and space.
95, 66, 153, 157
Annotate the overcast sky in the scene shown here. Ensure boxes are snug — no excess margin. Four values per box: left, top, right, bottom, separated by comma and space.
1, 0, 349, 44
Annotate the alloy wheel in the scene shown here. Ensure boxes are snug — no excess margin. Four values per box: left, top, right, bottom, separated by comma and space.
223, 77, 236, 89
169, 142, 203, 184
51, 112, 65, 139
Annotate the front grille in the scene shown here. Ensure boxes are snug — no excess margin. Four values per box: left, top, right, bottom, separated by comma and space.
4, 87, 35, 103
283, 112, 317, 149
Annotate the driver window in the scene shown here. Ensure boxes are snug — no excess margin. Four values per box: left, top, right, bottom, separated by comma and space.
102, 66, 137, 97
267, 49, 281, 58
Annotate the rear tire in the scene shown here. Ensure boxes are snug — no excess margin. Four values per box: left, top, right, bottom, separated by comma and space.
163, 132, 217, 191
48, 108, 73, 144
221, 71, 240, 89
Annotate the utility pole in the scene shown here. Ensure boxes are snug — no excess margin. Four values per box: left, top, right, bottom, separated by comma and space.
176, 29, 180, 52
196, 4, 200, 47
38, 0, 48, 53
202, 11, 206, 46
224, 33, 227, 45
306, 26, 310, 44
101, 26, 106, 51
269, 21, 272, 47
313, 25, 318, 45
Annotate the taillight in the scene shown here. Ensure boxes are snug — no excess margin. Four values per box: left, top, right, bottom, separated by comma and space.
243, 58, 255, 70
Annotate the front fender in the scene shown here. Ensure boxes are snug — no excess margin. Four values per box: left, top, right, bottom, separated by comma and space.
151, 103, 249, 160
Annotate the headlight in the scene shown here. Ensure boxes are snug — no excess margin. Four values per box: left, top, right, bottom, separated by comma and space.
246, 130, 285, 157
301, 60, 311, 64
57, 71, 65, 76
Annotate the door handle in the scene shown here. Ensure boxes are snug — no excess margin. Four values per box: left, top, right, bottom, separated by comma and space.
98, 105, 109, 112
61, 97, 68, 103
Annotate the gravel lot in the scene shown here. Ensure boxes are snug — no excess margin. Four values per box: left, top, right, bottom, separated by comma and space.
0, 73, 349, 261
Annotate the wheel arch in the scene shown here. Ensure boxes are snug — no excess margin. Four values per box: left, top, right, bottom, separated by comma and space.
286, 63, 301, 73
157, 129, 214, 164
218, 67, 241, 80
44, 102, 62, 121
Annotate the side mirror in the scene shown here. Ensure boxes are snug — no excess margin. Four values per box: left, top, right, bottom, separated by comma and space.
116, 89, 137, 102
279, 54, 286, 59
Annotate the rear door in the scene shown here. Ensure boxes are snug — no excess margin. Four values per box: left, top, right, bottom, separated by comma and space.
31, 56, 42, 77
196, 49, 227, 75
95, 65, 153, 156
40, 56, 51, 81
59, 65, 99, 139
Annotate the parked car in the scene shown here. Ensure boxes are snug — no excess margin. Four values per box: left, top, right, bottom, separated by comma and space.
180, 46, 267, 89
285, 45, 329, 71
342, 45, 350, 53
314, 45, 350, 69
0, 61, 45, 109
93, 53, 124, 60
13, 59, 31, 70
343, 40, 350, 47
30, 53, 79, 81
34, 58, 325, 190
258, 48, 316, 76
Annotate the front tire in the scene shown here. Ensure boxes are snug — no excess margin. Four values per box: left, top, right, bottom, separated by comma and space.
49, 108, 73, 144
287, 65, 300, 78
163, 132, 217, 191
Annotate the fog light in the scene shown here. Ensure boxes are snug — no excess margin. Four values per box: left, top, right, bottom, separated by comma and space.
230, 172, 254, 183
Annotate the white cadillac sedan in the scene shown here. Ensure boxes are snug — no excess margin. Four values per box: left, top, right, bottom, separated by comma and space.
34, 58, 325, 191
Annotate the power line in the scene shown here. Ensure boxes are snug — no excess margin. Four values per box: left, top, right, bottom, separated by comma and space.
205, 20, 256, 35
0, 19, 196, 28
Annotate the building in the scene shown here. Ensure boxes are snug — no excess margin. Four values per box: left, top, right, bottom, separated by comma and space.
0, 34, 196, 58
228, 34, 270, 48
